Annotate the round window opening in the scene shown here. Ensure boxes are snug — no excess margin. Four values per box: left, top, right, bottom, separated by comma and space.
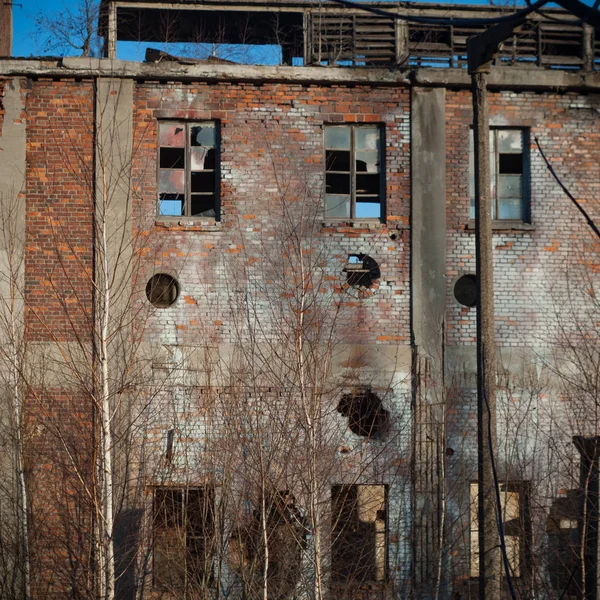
146, 274, 179, 308
345, 254, 381, 289
454, 274, 477, 308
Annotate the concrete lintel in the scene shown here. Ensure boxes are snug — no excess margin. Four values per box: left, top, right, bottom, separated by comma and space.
413, 67, 600, 91
1, 58, 411, 86
2, 58, 600, 91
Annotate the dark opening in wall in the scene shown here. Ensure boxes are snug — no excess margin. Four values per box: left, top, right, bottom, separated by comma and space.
153, 487, 214, 589
454, 274, 477, 307
331, 485, 387, 583
345, 254, 380, 288
231, 491, 306, 599
337, 388, 389, 438
146, 274, 179, 308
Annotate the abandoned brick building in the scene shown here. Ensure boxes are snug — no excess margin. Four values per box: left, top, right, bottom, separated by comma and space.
1, 0, 600, 598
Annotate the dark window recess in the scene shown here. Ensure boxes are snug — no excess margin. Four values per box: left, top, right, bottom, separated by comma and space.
345, 254, 381, 288
230, 491, 306, 599
153, 487, 215, 589
454, 274, 477, 308
337, 388, 389, 438
325, 125, 384, 220
470, 128, 529, 222
146, 274, 179, 308
331, 485, 387, 584
158, 121, 219, 219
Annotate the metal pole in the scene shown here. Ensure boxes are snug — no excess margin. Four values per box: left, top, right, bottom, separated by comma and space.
472, 68, 501, 600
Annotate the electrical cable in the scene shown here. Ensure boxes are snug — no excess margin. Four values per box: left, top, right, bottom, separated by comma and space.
535, 137, 600, 242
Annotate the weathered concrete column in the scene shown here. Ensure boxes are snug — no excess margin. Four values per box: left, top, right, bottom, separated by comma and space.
0, 76, 27, 599
471, 68, 501, 600
411, 86, 447, 598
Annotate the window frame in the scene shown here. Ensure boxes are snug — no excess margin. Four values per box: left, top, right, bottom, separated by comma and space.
330, 484, 388, 584
324, 124, 386, 221
152, 486, 215, 589
469, 127, 531, 223
157, 120, 221, 220
469, 480, 531, 580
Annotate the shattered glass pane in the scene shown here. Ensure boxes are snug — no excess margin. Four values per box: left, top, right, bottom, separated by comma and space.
325, 126, 350, 149
191, 124, 215, 147
499, 153, 522, 174
160, 147, 185, 169
159, 169, 185, 194
356, 126, 379, 150
191, 172, 215, 193
356, 201, 381, 219
356, 150, 379, 173
191, 147, 209, 171
498, 129, 523, 153
159, 123, 185, 148
191, 195, 216, 217
326, 150, 351, 172
159, 194, 184, 216
326, 173, 350, 195
325, 195, 350, 218
356, 174, 379, 195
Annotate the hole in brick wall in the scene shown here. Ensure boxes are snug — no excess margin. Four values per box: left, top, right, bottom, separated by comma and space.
454, 274, 477, 307
345, 254, 380, 289
146, 274, 179, 308
337, 388, 389, 438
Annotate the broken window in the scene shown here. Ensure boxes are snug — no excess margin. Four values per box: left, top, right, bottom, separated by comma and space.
325, 125, 384, 220
470, 481, 531, 579
159, 121, 219, 218
337, 388, 389, 438
331, 485, 387, 583
469, 128, 529, 221
153, 487, 214, 589
344, 254, 381, 289
146, 274, 179, 308
230, 491, 306, 599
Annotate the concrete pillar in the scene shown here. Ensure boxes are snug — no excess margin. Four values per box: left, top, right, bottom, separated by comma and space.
411, 86, 447, 598
95, 77, 134, 372
0, 76, 26, 597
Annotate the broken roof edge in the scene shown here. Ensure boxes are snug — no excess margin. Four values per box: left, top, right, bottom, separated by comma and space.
97, 0, 579, 36
1, 57, 600, 91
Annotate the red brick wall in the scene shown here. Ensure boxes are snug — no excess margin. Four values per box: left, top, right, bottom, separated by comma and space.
24, 79, 96, 599
26, 389, 95, 599
444, 89, 600, 592
446, 89, 600, 347
132, 82, 411, 347
25, 79, 94, 342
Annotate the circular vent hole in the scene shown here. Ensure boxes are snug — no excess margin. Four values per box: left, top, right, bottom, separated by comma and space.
146, 274, 179, 308
454, 274, 477, 307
